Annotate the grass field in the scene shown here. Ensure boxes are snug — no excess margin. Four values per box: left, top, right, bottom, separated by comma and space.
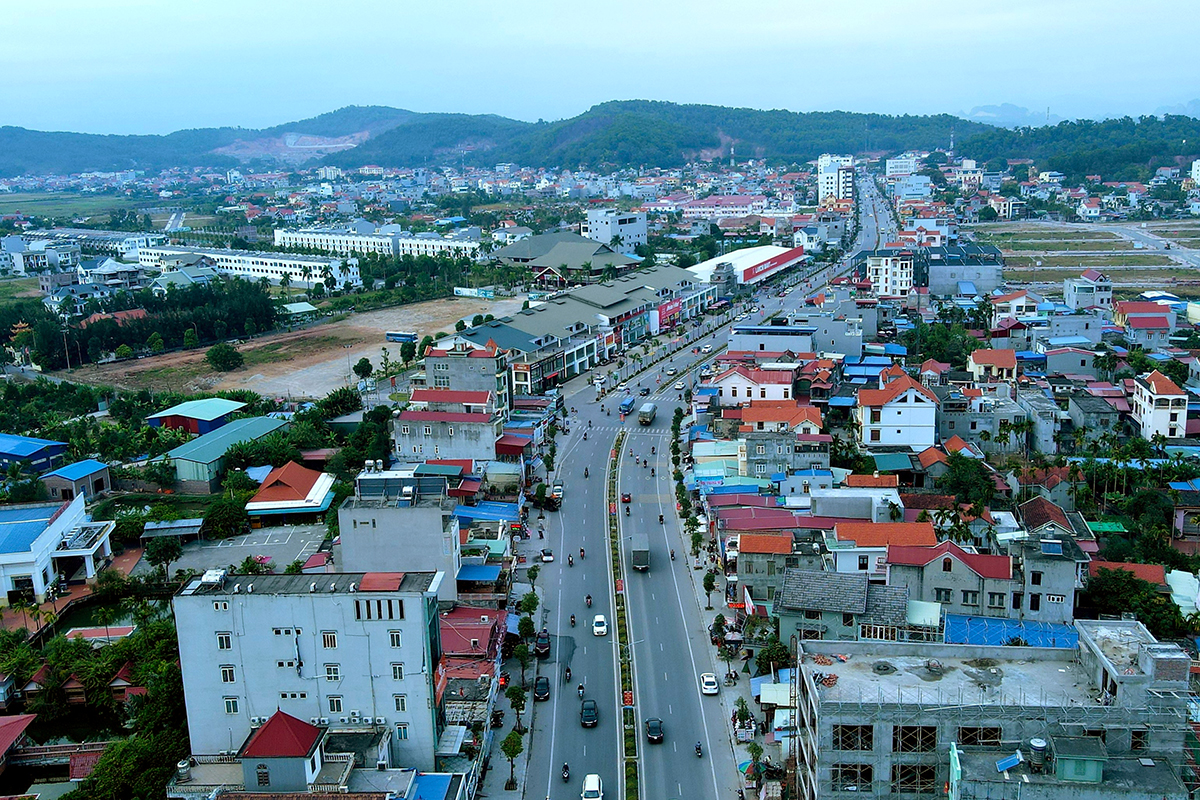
0, 277, 40, 302
0, 192, 143, 220
1005, 254, 1175, 268
1006, 267, 1197, 283
975, 230, 1119, 241
1001, 240, 1134, 251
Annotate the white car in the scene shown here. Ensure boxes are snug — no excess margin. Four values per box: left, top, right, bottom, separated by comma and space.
617, 382, 628, 392
666, 367, 678, 376
673, 381, 685, 391
701, 344, 712, 353
581, 774, 603, 799
700, 672, 719, 695
592, 615, 608, 636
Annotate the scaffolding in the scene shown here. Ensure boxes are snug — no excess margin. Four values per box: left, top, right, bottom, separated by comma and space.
787, 641, 1190, 800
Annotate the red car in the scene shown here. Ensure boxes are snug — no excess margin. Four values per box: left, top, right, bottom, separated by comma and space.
621, 492, 632, 503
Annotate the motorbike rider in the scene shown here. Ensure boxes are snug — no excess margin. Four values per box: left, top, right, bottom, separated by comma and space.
568, 554, 573, 566
570, 614, 576, 626
579, 548, 585, 559
585, 594, 592, 607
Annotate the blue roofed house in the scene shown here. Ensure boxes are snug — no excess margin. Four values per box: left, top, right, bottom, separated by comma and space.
40, 459, 110, 502
0, 495, 114, 604
147, 397, 248, 435
0, 433, 68, 473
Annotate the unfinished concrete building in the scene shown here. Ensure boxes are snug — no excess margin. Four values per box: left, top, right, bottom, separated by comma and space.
788, 619, 1192, 800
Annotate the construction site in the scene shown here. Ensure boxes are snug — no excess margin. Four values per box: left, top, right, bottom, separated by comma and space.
783, 618, 1197, 800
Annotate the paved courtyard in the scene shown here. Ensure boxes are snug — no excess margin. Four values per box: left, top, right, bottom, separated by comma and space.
131, 523, 328, 577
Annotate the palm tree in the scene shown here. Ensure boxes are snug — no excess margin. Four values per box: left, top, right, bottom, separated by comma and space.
301, 265, 314, 290
94, 605, 120, 645
279, 273, 291, 301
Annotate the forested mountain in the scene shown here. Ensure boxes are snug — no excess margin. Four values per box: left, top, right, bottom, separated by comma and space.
959, 115, 1200, 181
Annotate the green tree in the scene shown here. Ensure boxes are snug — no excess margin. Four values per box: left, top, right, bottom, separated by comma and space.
514, 643, 532, 687
526, 564, 540, 585
182, 328, 199, 349
147, 332, 165, 352
518, 615, 536, 641
500, 729, 524, 790
417, 335, 434, 359
204, 498, 248, 539
400, 340, 417, 364
506, 684, 528, 733
702, 571, 716, 609
353, 357, 373, 379
244, 319, 257, 337
755, 636, 790, 674
938, 451, 995, 507
977, 205, 999, 221
711, 613, 727, 642
115, 344, 134, 360
205, 343, 244, 371
519, 591, 540, 616
472, 314, 485, 326
144, 536, 182, 577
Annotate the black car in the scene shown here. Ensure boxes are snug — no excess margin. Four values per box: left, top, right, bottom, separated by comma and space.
580, 698, 598, 727
533, 675, 550, 701
639, 387, 650, 396
534, 628, 551, 658
645, 717, 664, 743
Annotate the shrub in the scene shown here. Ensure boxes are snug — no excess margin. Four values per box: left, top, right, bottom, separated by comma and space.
205, 343, 244, 371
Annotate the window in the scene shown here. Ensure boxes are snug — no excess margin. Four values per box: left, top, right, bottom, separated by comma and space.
322, 631, 338, 649
831, 764, 872, 792
961, 590, 979, 606
423, 426, 432, 436
988, 592, 1006, 609
1012, 592, 1023, 610
329, 696, 343, 714
948, 421, 955, 429
401, 425, 410, 435
958, 726, 1002, 746
1031, 571, 1043, 586
256, 764, 270, 787
934, 588, 951, 603
213, 601, 229, 611
279, 691, 307, 700
804, 609, 821, 620
760, 388, 767, 399
394, 694, 407, 712
216, 632, 232, 650
731, 387, 738, 398
755, 444, 765, 455
389, 630, 402, 648
1131, 728, 1148, 751
396, 723, 409, 740
833, 724, 873, 751
392, 663, 405, 680
325, 664, 341, 682
839, 612, 855, 627
893, 725, 937, 752
220, 665, 235, 683
1030, 594, 1041, 611
870, 429, 880, 442
870, 409, 881, 424
224, 696, 239, 714
891, 764, 936, 794
942, 558, 953, 572
858, 555, 869, 571
1046, 594, 1065, 603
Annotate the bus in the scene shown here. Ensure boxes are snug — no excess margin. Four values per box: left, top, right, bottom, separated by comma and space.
619, 397, 636, 415
385, 331, 418, 343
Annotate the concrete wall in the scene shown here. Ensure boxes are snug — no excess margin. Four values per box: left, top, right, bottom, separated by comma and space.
394, 418, 500, 462
928, 263, 1002, 296
241, 755, 309, 792
339, 503, 459, 602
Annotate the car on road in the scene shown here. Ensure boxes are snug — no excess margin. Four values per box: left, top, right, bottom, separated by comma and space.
645, 717, 664, 743
638, 386, 650, 396
621, 491, 632, 503
533, 675, 550, 701
535, 629, 551, 658
666, 367, 677, 376
592, 615, 608, 636
580, 698, 599, 727
617, 382, 628, 392
700, 672, 719, 695
673, 381, 685, 391
551, 482, 564, 500
540, 549, 554, 562
581, 774, 603, 799
701, 344, 712, 353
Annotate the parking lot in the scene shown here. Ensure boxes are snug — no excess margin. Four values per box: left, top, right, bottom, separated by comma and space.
131, 523, 328, 577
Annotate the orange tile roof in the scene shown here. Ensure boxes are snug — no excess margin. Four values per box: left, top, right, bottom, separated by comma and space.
845, 474, 900, 488
969, 349, 1017, 369
1141, 369, 1184, 396
917, 447, 948, 468
249, 461, 323, 504
834, 521, 937, 548
990, 290, 1028, 304
857, 374, 938, 407
1089, 560, 1166, 586
741, 402, 822, 429
738, 533, 794, 555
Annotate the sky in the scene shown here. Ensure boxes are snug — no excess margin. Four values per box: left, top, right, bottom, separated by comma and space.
2, 0, 1198, 135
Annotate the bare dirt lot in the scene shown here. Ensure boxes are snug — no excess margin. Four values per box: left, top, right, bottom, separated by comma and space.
61, 294, 526, 399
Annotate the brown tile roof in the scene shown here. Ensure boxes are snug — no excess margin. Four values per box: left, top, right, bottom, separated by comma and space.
738, 533, 794, 555
1088, 560, 1166, 586
845, 474, 900, 488
969, 349, 1017, 369
833, 521, 937, 548
1018, 496, 1070, 532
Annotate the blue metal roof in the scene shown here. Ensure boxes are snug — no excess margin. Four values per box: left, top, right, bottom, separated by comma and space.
409, 773, 454, 800
167, 417, 286, 464
1015, 351, 1045, 361
827, 397, 856, 407
457, 564, 502, 582
41, 458, 107, 482
0, 504, 59, 555
454, 502, 520, 523
0, 433, 65, 458
871, 452, 914, 471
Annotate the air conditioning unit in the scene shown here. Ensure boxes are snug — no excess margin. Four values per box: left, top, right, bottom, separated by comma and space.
339, 716, 348, 724
319, 717, 329, 725
375, 716, 386, 724
310, 717, 320, 725
376, 760, 388, 771
350, 710, 360, 719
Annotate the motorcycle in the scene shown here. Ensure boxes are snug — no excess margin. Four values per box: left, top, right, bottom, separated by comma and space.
579, 548, 585, 559
584, 467, 589, 478
695, 743, 703, 758
671, 549, 676, 560
585, 595, 592, 607
583, 432, 587, 440
650, 468, 655, 477
568, 555, 573, 567
625, 506, 630, 516
578, 683, 585, 699
570, 614, 576, 627
562, 764, 570, 782
659, 514, 664, 525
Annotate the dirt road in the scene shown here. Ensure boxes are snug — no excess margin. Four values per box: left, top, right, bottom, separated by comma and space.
60, 294, 526, 399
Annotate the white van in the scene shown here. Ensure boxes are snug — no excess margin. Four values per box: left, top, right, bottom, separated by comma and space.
581, 773, 603, 799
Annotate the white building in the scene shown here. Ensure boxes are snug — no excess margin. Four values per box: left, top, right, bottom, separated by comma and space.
817, 154, 854, 201
23, 228, 166, 258
274, 225, 479, 260
1131, 370, 1187, 441
885, 154, 921, 177
173, 570, 444, 768
1063, 268, 1113, 310
139, 245, 360, 288
708, 366, 795, 404
580, 208, 646, 253
855, 374, 938, 450
864, 252, 915, 297
1192, 159, 1200, 184
0, 496, 114, 604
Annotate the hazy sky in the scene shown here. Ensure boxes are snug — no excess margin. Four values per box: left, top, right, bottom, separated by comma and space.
2, 0, 1198, 134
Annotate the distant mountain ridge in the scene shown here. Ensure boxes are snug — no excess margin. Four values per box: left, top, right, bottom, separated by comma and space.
0, 101, 981, 176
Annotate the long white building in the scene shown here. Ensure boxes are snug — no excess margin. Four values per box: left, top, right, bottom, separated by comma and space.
274, 226, 479, 259
173, 570, 444, 768
138, 245, 360, 288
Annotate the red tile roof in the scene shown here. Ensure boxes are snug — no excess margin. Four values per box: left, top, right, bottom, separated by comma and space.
1088, 560, 1166, 586
845, 474, 900, 488
1141, 369, 1185, 396
1128, 316, 1170, 331
990, 290, 1028, 304
1115, 301, 1168, 314
857, 374, 938, 407
0, 714, 35, 755
969, 349, 1017, 369
357, 573, 406, 592
834, 522, 937, 548
241, 710, 322, 758
920, 359, 950, 374
409, 388, 492, 405
738, 533, 793, 555
250, 461, 323, 504
887, 541, 1012, 580
1018, 496, 1070, 532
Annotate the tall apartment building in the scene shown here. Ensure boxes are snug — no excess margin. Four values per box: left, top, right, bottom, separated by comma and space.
885, 154, 921, 177
580, 208, 647, 253
173, 570, 444, 769
817, 154, 854, 201
419, 342, 511, 417
139, 245, 360, 288
1131, 370, 1187, 441
791, 619, 1191, 800
864, 252, 915, 297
